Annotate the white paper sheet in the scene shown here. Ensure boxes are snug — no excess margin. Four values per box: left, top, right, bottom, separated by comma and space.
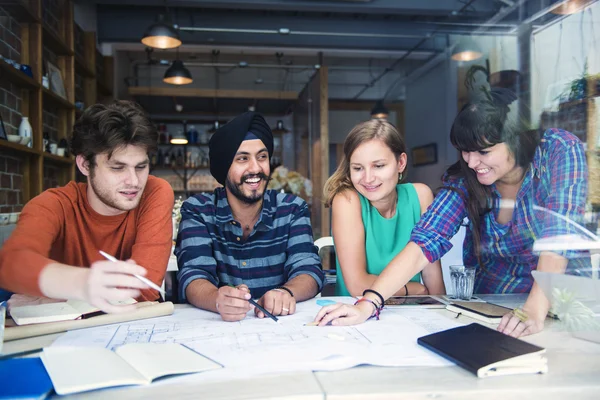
52, 298, 461, 380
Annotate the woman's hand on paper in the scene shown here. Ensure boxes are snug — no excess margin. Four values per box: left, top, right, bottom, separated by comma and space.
82, 259, 147, 313
215, 285, 252, 322
313, 301, 373, 326
256, 288, 296, 318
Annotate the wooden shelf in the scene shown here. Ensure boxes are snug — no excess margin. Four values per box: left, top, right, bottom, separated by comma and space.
42, 24, 74, 56
0, 1, 40, 23
0, 140, 40, 156
42, 88, 75, 109
559, 98, 588, 110
158, 143, 209, 147
151, 166, 210, 172
43, 152, 75, 165
74, 55, 95, 78
0, 58, 40, 89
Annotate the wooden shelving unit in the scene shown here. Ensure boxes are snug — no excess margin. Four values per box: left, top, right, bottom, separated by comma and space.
0, 58, 40, 89
0, 140, 41, 156
0, 0, 40, 23
43, 152, 75, 165
0, 0, 112, 203
42, 87, 75, 109
42, 23, 73, 56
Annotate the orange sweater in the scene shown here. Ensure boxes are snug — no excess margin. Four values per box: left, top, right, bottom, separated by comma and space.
0, 176, 174, 301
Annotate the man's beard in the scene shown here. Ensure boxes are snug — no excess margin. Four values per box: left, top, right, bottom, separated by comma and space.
226, 172, 270, 205
89, 167, 140, 212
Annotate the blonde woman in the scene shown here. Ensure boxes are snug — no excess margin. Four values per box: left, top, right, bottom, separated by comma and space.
324, 119, 445, 297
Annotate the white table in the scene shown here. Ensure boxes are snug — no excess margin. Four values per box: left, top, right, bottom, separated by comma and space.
2, 295, 600, 400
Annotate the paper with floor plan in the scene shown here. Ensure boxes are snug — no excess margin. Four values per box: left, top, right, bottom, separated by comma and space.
52, 297, 462, 378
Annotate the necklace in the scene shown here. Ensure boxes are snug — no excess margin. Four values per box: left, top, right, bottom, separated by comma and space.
232, 207, 262, 231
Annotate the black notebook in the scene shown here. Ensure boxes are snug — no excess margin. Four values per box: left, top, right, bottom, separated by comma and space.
417, 323, 548, 377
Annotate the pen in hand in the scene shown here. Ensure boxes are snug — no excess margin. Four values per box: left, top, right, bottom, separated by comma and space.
248, 298, 280, 324
228, 284, 279, 323
98, 251, 165, 295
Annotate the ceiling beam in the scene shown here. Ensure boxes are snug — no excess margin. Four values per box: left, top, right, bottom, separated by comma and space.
92, 0, 500, 17
129, 87, 298, 100
97, 5, 511, 53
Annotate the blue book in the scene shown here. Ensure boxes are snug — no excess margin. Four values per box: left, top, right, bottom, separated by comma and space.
0, 357, 54, 399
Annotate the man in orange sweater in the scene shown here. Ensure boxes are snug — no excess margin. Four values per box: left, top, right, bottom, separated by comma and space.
0, 101, 174, 313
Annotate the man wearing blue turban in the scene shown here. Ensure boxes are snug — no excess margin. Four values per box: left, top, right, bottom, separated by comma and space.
175, 111, 324, 321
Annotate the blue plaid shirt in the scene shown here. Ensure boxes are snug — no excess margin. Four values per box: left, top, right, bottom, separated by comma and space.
176, 188, 324, 301
411, 129, 589, 294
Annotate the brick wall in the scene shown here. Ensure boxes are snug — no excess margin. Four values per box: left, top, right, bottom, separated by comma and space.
0, 7, 22, 61
43, 164, 61, 190
42, 109, 59, 144
42, 0, 61, 37
0, 6, 25, 212
0, 154, 24, 213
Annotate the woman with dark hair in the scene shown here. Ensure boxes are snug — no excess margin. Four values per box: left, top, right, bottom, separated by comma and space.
314, 95, 588, 338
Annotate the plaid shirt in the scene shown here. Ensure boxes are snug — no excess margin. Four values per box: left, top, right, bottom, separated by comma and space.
176, 188, 324, 301
411, 129, 589, 294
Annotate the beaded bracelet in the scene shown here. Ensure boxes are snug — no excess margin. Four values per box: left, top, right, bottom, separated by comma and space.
362, 289, 384, 309
273, 286, 294, 298
354, 298, 381, 320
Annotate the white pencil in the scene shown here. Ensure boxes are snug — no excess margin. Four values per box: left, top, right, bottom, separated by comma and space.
98, 250, 165, 295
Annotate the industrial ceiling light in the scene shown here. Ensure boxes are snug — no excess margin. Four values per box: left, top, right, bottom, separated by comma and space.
164, 60, 193, 85
370, 100, 389, 120
451, 38, 483, 62
170, 130, 188, 145
141, 14, 182, 49
272, 120, 289, 134
551, 0, 594, 14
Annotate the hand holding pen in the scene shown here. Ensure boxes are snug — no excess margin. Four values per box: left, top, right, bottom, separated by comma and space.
77, 251, 151, 314
216, 284, 281, 323
215, 284, 253, 322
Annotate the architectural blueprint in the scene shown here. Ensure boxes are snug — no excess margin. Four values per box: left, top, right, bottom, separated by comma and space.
52, 298, 461, 376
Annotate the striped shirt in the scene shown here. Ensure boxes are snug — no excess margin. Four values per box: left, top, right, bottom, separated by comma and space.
411, 129, 589, 294
176, 188, 324, 301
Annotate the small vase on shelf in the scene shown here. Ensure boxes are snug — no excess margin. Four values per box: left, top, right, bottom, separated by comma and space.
18, 116, 32, 148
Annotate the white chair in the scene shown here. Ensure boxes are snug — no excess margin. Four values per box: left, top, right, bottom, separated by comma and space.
315, 236, 336, 286
315, 236, 334, 253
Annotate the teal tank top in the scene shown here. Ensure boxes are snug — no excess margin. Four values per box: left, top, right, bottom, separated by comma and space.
335, 183, 422, 296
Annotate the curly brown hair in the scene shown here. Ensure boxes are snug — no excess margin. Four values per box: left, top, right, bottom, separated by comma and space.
70, 100, 157, 167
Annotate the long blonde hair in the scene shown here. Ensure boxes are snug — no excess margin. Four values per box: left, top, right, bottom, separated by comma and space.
324, 119, 407, 206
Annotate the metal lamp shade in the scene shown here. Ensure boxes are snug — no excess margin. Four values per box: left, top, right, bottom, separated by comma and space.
141, 15, 181, 49
164, 60, 193, 85
370, 100, 389, 119
551, 0, 594, 14
170, 131, 188, 145
451, 39, 483, 62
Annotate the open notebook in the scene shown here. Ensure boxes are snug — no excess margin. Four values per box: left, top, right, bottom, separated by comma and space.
10, 299, 136, 325
41, 343, 222, 395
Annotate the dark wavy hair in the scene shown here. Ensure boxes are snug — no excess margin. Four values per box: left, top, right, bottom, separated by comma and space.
70, 100, 157, 167
444, 95, 540, 265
